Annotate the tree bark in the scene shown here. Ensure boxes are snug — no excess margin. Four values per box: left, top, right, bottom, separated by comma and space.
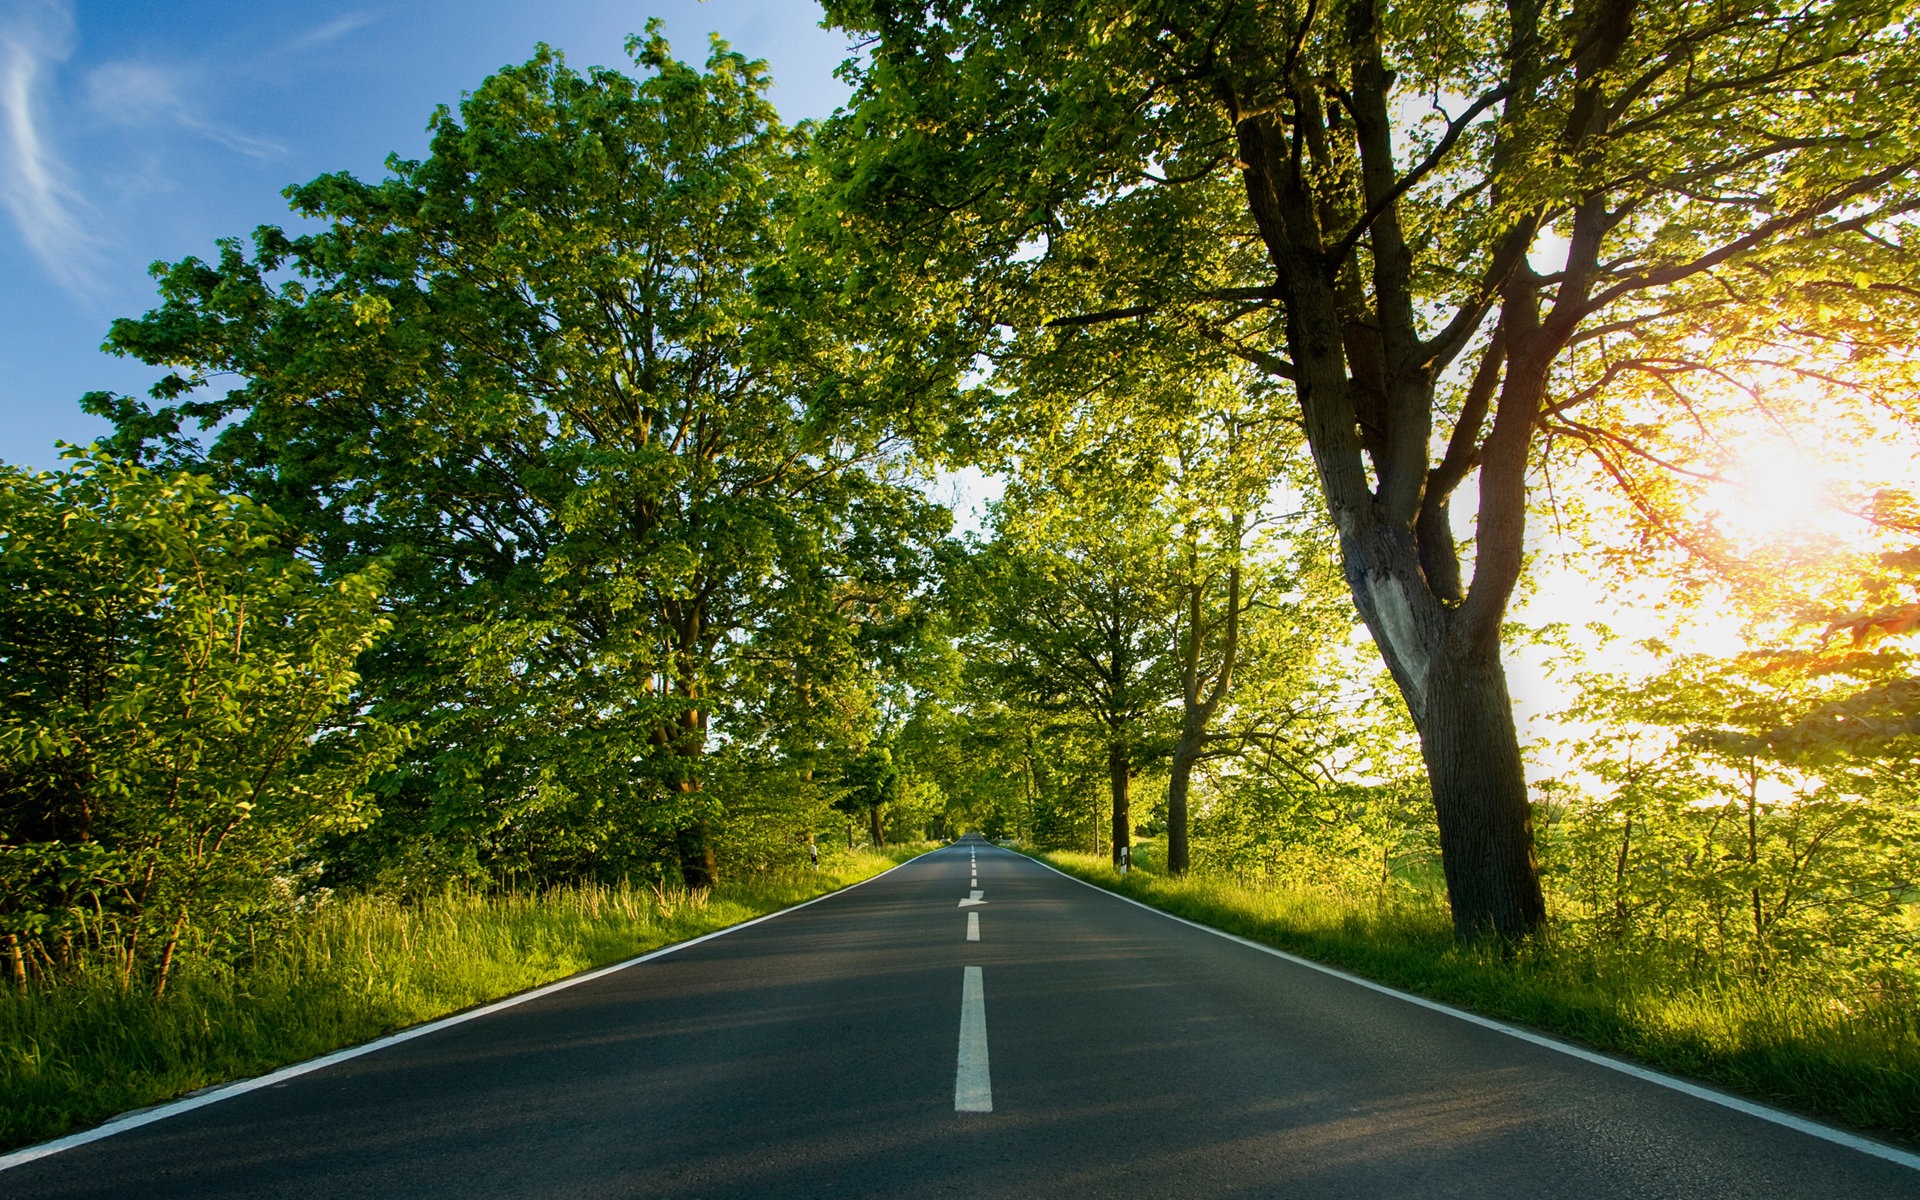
869, 800, 887, 848
667, 677, 718, 889
676, 813, 718, 890
1419, 641, 1547, 940
1166, 556, 1240, 876
1166, 734, 1198, 875
1108, 739, 1130, 868
1209, 1, 1555, 943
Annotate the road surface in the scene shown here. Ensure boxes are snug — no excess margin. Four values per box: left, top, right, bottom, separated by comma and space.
4, 837, 1914, 1198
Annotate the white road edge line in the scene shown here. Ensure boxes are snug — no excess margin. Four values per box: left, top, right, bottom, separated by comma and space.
1022, 852, 1920, 1173
967, 911, 980, 942
955, 965, 992, 1112
0, 854, 932, 1175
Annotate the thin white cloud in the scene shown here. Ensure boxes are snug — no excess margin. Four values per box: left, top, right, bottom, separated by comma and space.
0, 0, 103, 297
279, 11, 378, 55
83, 59, 283, 158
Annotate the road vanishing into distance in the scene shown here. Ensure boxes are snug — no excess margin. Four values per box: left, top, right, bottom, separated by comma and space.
5, 837, 1916, 1198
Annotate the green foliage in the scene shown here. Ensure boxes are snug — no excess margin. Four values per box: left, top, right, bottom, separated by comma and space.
1193, 774, 1438, 889
833, 740, 901, 846
9, 8, 1915, 1146
819, 0, 1920, 937
962, 480, 1177, 749
86, 34, 949, 890
1541, 646, 1920, 984
0, 453, 401, 996
937, 347, 1413, 865
893, 697, 1073, 845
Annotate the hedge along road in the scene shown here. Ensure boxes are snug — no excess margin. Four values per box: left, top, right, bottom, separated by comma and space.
4, 836, 1916, 1199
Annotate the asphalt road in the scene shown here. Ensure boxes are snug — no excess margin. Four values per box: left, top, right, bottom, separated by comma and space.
5, 837, 1916, 1198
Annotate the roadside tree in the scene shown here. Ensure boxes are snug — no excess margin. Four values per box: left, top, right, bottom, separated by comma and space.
820, 0, 1920, 938
86, 32, 946, 889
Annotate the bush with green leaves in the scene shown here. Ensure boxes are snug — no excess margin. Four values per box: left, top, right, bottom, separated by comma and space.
1542, 648, 1920, 987
0, 454, 402, 996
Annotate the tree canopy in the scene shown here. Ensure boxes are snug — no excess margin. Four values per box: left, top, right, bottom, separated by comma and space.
86, 30, 950, 891
0, 453, 400, 996
818, 0, 1920, 937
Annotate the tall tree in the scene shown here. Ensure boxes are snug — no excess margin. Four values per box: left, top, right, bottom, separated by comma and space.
87, 32, 945, 889
820, 0, 1920, 937
964, 477, 1176, 866
1153, 379, 1324, 875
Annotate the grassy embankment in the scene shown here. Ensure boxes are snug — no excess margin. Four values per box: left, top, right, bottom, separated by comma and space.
0, 845, 924, 1153
1037, 843, 1920, 1148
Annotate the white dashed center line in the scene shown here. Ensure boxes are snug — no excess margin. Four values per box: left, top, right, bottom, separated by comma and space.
966, 911, 980, 941
955, 966, 992, 1112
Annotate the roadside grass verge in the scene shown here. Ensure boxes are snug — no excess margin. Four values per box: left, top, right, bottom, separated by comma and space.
0, 846, 921, 1153
1035, 847, 1920, 1148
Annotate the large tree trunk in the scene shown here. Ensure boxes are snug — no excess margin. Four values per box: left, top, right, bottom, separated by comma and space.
1419, 642, 1547, 940
1217, 2, 1555, 943
869, 801, 886, 848
655, 604, 721, 891
1108, 739, 1130, 868
1336, 521, 1547, 941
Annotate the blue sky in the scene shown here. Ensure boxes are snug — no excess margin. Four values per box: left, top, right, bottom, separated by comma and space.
0, 0, 856, 470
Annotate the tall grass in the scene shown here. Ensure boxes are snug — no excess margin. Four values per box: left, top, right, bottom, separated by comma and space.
1040, 846, 1920, 1147
0, 847, 919, 1152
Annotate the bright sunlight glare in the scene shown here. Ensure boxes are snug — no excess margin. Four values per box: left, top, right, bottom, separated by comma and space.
1706, 434, 1859, 549
1696, 373, 1918, 557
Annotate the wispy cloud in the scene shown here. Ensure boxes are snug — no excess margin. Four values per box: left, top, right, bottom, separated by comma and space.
279, 11, 378, 56
0, 0, 103, 297
83, 59, 283, 158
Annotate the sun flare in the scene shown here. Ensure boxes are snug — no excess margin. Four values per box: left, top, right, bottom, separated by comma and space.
1708, 436, 1858, 549
1697, 376, 1920, 559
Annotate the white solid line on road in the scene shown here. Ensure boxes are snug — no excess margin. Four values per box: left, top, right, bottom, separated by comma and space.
0, 855, 936, 1175
967, 912, 980, 941
1022, 853, 1920, 1174
955, 966, 992, 1113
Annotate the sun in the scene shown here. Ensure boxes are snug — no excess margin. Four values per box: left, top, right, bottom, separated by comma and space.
1707, 434, 1859, 551
1696, 373, 1919, 559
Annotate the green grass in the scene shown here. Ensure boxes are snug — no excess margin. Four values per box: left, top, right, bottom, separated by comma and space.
0, 846, 921, 1153
1036, 846, 1920, 1148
